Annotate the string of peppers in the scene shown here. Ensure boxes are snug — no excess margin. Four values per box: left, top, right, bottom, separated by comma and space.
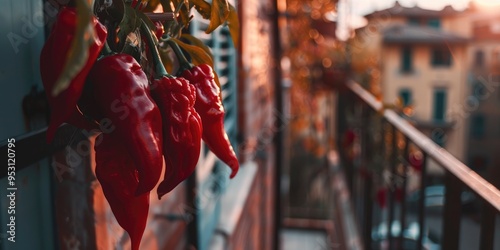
40, 0, 239, 249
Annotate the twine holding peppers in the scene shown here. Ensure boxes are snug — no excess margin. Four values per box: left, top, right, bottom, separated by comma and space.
40, 0, 239, 249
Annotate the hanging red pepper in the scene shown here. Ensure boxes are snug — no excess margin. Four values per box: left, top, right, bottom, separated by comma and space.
84, 53, 163, 195
181, 64, 239, 178
140, 20, 203, 198
94, 134, 149, 250
165, 40, 239, 178
40, 7, 107, 142
151, 76, 203, 198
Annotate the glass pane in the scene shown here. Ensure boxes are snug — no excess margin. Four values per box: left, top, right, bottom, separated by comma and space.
471, 114, 485, 138
428, 19, 441, 28
475, 50, 484, 67
408, 18, 420, 26
402, 47, 413, 72
433, 90, 447, 121
400, 89, 412, 106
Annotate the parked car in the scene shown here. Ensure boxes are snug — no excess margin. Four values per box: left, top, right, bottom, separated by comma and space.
406, 185, 477, 214
371, 221, 440, 250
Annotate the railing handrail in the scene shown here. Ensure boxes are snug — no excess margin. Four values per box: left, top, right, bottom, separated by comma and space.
346, 80, 500, 212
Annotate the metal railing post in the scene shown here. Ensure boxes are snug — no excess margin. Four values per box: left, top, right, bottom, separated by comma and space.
416, 152, 427, 250
479, 162, 500, 250
360, 103, 373, 250
387, 125, 397, 250
479, 202, 495, 250
441, 172, 461, 250
362, 173, 373, 250
397, 137, 409, 250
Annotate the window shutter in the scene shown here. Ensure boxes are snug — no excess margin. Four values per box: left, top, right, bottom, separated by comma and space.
401, 47, 412, 73
428, 18, 441, 29
433, 89, 447, 122
189, 7, 238, 250
471, 114, 485, 138
399, 89, 412, 106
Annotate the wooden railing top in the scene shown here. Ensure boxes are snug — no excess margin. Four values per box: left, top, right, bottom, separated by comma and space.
346, 80, 500, 212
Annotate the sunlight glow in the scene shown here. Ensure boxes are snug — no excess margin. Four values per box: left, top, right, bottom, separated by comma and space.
475, 0, 500, 7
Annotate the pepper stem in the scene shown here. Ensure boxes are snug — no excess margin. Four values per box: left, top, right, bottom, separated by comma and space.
166, 39, 193, 74
140, 19, 170, 79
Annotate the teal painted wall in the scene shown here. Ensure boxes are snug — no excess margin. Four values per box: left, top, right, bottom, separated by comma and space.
0, 0, 46, 140
0, 0, 55, 249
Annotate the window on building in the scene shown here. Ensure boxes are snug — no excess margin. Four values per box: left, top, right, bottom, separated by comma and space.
431, 47, 452, 67
471, 114, 485, 138
427, 19, 441, 29
493, 49, 500, 65
401, 47, 413, 73
433, 89, 447, 122
431, 129, 446, 147
488, 74, 500, 101
408, 18, 420, 26
472, 81, 488, 100
474, 50, 484, 67
399, 89, 412, 106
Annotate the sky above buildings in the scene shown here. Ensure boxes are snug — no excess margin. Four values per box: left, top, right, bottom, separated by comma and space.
349, 0, 467, 16
349, 0, 500, 16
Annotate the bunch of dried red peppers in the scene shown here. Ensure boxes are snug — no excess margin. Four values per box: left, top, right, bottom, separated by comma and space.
40, 1, 239, 249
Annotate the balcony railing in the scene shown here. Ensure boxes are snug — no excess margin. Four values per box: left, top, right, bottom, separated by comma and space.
336, 80, 500, 250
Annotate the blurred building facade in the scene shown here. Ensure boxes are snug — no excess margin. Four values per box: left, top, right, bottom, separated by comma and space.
352, 1, 500, 180
351, 1, 483, 176
464, 6, 500, 178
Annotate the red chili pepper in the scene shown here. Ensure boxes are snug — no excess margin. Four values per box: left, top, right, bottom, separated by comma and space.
94, 134, 149, 250
40, 7, 107, 142
84, 54, 163, 195
180, 64, 239, 178
151, 76, 202, 198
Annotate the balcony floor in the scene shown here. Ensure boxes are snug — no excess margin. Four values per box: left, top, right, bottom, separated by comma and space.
281, 228, 330, 250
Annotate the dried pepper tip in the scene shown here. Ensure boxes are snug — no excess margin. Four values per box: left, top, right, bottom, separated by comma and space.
94, 134, 150, 250
180, 64, 240, 180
